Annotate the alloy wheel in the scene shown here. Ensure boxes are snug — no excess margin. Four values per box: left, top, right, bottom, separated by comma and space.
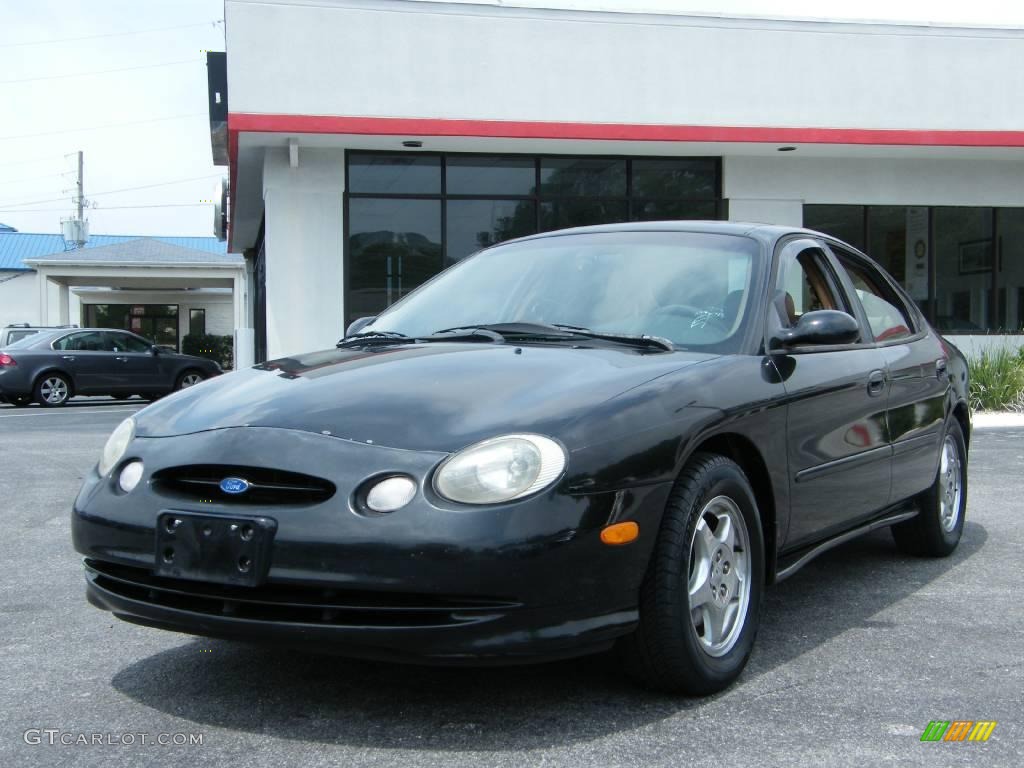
687, 495, 752, 657
40, 377, 69, 405
938, 435, 963, 532
180, 373, 203, 389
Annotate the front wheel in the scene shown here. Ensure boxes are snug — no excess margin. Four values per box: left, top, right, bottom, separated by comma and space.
35, 374, 71, 407
892, 419, 967, 557
621, 452, 764, 695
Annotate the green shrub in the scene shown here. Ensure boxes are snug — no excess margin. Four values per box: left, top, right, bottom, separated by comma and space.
968, 348, 1024, 412
182, 333, 233, 371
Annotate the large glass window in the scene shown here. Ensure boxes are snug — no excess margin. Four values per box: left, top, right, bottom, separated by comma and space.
346, 153, 723, 324
805, 204, 1024, 333
348, 198, 443, 322
84, 304, 179, 348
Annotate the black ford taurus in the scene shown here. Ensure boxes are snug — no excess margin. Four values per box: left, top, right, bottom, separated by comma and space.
71, 222, 969, 694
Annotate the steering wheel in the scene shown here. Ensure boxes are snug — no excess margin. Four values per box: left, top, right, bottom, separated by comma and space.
652, 303, 731, 334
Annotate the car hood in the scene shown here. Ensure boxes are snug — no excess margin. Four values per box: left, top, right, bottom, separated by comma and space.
134, 342, 716, 452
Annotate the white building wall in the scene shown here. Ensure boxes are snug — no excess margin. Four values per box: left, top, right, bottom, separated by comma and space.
226, 0, 1024, 131
1, 271, 81, 329
262, 147, 346, 359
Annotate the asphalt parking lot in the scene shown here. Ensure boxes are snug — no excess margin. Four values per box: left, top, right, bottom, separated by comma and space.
0, 400, 1021, 768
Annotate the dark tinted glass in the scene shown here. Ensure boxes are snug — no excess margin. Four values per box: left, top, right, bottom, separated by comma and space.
632, 199, 718, 221
632, 159, 716, 199
540, 158, 626, 197
540, 200, 628, 232
189, 308, 206, 336
804, 205, 866, 251
348, 154, 441, 194
446, 199, 536, 263
348, 198, 442, 321
446, 156, 535, 196
934, 206, 994, 330
997, 209, 1024, 331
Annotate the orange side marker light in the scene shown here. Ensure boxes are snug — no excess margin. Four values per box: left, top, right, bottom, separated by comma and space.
601, 521, 639, 545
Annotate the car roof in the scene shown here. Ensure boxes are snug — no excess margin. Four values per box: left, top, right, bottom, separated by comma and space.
502, 220, 825, 247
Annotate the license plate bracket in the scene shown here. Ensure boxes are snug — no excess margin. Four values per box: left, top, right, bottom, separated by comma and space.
155, 511, 277, 587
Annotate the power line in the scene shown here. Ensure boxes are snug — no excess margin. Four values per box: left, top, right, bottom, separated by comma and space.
0, 174, 223, 208
0, 154, 64, 169
0, 58, 200, 85
0, 172, 64, 186
0, 203, 211, 212
0, 113, 206, 141
0, 20, 223, 48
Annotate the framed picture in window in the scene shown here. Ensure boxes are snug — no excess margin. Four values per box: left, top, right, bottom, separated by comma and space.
958, 239, 993, 275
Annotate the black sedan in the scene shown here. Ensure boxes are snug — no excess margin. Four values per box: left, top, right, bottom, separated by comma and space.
71, 222, 969, 694
0, 328, 221, 407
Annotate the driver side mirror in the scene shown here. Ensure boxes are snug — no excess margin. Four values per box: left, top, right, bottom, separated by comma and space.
150, 345, 161, 355
770, 310, 860, 351
345, 316, 376, 338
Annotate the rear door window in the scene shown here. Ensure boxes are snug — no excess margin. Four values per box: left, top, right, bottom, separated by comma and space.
832, 248, 915, 342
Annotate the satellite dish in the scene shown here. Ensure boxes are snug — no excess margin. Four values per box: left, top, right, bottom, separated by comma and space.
213, 177, 229, 241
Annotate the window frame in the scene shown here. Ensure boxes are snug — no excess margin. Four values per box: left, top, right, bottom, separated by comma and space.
821, 239, 926, 347
764, 236, 864, 354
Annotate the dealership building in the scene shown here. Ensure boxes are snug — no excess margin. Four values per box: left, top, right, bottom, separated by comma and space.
216, 0, 1024, 361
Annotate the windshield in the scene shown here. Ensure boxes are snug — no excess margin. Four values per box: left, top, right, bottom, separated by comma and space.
365, 231, 760, 351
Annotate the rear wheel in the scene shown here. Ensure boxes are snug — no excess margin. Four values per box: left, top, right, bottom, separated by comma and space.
892, 419, 967, 557
35, 373, 71, 407
176, 370, 205, 390
621, 452, 764, 695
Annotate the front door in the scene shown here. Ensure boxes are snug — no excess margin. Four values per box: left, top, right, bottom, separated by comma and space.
105, 332, 163, 392
769, 239, 892, 550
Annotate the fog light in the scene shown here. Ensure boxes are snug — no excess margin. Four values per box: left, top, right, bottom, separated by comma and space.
118, 460, 144, 493
366, 476, 417, 512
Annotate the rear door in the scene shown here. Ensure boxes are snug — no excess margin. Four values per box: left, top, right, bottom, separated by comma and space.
50, 331, 120, 393
825, 244, 947, 504
769, 238, 892, 550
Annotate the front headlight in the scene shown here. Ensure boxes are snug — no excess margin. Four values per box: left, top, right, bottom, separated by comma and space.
98, 417, 135, 476
434, 434, 566, 505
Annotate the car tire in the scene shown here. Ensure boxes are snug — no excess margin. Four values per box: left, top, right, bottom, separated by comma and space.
621, 452, 764, 695
176, 370, 206, 390
891, 418, 967, 557
34, 373, 71, 407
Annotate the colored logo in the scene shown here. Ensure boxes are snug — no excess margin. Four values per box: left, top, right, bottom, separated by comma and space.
920, 721, 997, 742
219, 477, 251, 495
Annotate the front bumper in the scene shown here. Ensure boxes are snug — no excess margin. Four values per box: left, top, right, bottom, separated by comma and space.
72, 426, 669, 663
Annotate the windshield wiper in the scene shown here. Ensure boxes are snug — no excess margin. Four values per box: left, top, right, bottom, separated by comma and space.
551, 324, 675, 352
336, 331, 408, 347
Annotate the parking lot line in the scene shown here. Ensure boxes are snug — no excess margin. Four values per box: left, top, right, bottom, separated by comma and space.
0, 406, 144, 418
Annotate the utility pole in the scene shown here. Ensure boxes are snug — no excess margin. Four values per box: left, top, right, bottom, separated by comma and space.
61, 149, 89, 249
76, 150, 83, 225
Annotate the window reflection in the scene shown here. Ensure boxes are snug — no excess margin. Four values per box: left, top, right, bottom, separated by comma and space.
446, 199, 535, 264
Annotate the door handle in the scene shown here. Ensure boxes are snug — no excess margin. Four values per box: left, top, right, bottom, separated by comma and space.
935, 358, 948, 380
61, 355, 76, 361
867, 369, 886, 397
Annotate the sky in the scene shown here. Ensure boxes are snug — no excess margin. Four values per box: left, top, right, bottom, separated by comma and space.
0, 0, 1021, 239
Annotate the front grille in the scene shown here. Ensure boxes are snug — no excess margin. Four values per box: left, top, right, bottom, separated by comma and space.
152, 464, 335, 505
86, 560, 517, 628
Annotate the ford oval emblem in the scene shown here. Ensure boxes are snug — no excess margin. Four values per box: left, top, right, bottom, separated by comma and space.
219, 477, 251, 495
